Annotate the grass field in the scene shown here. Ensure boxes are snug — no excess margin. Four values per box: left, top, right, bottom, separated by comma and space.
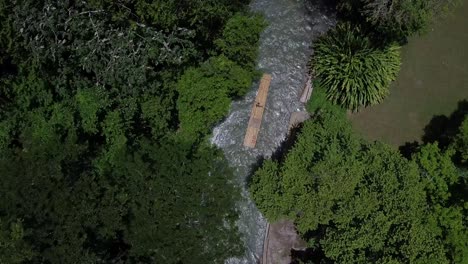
348, 1, 468, 147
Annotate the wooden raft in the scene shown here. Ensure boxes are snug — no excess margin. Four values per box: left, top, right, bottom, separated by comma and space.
243, 74, 272, 148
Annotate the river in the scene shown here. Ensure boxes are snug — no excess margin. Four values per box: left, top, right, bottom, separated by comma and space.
210, 0, 335, 263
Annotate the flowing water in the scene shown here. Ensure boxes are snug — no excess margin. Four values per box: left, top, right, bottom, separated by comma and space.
211, 0, 335, 263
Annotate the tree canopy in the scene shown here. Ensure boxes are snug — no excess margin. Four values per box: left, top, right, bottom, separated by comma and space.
250, 109, 468, 263
0, 0, 265, 263
336, 0, 458, 42
308, 0, 459, 111
310, 23, 401, 111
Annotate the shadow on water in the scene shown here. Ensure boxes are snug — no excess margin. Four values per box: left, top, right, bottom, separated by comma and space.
304, 0, 337, 23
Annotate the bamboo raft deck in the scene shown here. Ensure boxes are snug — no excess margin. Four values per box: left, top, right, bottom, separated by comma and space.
243, 74, 272, 148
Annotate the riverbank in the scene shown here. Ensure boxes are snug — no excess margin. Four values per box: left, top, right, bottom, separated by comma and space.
349, 0, 468, 147
261, 220, 307, 264
214, 1, 335, 263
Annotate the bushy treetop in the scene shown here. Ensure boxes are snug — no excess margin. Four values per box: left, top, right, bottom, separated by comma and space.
250, 110, 467, 263
310, 23, 401, 111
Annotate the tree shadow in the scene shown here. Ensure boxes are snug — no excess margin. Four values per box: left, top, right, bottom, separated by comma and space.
290, 236, 331, 264
272, 123, 305, 162
398, 141, 420, 160
290, 248, 317, 264
289, 223, 332, 264
422, 100, 468, 148
449, 169, 468, 207
245, 155, 266, 190
398, 99, 468, 158
398, 99, 468, 210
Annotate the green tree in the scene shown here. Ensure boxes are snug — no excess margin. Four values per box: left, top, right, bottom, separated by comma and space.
123, 141, 243, 263
453, 117, 468, 164
310, 23, 401, 110
250, 110, 467, 263
215, 13, 266, 70
89, 0, 250, 46
177, 56, 254, 138
0, 121, 243, 263
413, 143, 459, 203
0, 219, 34, 264
336, 0, 458, 41
361, 0, 431, 41
0, 0, 265, 262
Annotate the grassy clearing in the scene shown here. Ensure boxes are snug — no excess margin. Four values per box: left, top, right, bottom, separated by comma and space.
348, 0, 468, 147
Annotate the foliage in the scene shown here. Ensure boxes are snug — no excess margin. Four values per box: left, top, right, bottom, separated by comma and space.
177, 56, 255, 139
250, 110, 467, 263
336, 0, 459, 42
362, 0, 430, 41
176, 13, 265, 140
89, 0, 250, 50
249, 160, 284, 220
0, 130, 242, 263
0, 0, 265, 262
310, 23, 401, 110
453, 117, 468, 165
306, 79, 345, 115
308, 0, 460, 113
0, 219, 34, 263
413, 143, 459, 203
215, 13, 267, 70
135, 0, 250, 45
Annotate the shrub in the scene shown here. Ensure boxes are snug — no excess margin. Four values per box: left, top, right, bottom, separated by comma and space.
250, 109, 467, 263
454, 117, 468, 164
306, 79, 345, 115
361, 0, 431, 41
215, 13, 267, 70
177, 56, 254, 138
310, 23, 401, 111
335, 0, 459, 42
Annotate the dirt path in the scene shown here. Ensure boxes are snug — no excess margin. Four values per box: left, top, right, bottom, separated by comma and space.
261, 220, 307, 264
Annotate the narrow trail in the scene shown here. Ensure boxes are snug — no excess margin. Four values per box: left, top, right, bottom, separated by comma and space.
211, 1, 335, 263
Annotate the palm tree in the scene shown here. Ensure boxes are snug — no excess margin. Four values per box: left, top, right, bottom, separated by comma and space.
310, 23, 401, 111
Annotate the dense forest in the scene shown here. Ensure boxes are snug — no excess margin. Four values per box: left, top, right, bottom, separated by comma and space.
1, 0, 467, 263
251, 101, 468, 263
0, 0, 266, 263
